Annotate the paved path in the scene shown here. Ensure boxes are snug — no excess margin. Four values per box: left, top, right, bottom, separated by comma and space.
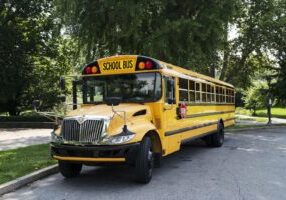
1, 128, 286, 200
236, 114, 286, 125
0, 129, 52, 151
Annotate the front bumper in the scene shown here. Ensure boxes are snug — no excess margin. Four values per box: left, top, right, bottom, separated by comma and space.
50, 142, 140, 163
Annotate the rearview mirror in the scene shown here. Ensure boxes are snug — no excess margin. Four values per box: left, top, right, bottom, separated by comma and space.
105, 97, 122, 106
60, 77, 65, 91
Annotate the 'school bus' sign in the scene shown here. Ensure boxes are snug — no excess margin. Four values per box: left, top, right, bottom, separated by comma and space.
98, 56, 136, 74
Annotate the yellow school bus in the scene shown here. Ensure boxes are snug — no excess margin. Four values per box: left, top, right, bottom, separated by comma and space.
51, 55, 235, 183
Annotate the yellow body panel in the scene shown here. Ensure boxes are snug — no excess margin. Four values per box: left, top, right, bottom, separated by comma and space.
53, 55, 235, 163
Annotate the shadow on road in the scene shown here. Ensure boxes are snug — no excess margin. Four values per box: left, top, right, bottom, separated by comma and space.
60, 139, 214, 188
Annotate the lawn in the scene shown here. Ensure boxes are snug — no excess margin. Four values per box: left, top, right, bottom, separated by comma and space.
0, 144, 56, 185
256, 107, 286, 119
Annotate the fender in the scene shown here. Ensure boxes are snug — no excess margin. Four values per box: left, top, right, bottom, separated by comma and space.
127, 119, 158, 143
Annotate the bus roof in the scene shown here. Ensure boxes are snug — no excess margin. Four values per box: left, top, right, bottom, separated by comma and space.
158, 60, 234, 88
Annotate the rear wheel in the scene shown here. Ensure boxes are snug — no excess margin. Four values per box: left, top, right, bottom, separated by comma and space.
135, 137, 154, 184
58, 161, 82, 178
205, 122, 224, 147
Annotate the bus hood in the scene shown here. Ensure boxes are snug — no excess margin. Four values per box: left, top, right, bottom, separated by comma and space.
66, 103, 150, 120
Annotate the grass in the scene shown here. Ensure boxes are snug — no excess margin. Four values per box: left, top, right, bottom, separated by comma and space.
0, 144, 56, 185
256, 107, 286, 119
236, 107, 286, 119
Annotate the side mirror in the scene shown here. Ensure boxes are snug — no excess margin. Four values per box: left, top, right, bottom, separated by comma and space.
105, 97, 122, 106
58, 94, 66, 102
32, 100, 41, 111
60, 77, 65, 91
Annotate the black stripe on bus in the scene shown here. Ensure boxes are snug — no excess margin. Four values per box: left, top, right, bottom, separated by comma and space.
185, 110, 235, 119
165, 117, 235, 136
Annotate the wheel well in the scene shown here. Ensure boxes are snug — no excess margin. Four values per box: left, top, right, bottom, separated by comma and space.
145, 130, 162, 154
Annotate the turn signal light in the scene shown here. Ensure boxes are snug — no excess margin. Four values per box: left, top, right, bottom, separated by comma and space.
138, 62, 145, 69
91, 66, 98, 73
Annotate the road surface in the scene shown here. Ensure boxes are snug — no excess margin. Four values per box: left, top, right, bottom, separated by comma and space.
1, 128, 286, 200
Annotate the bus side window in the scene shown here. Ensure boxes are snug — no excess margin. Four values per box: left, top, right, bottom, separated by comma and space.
165, 77, 176, 104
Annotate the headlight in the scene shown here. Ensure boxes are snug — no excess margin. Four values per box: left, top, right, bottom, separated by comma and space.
102, 134, 135, 145
51, 131, 63, 142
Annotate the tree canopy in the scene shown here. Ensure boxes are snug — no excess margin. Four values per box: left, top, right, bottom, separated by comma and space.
0, 0, 285, 115
56, 0, 240, 75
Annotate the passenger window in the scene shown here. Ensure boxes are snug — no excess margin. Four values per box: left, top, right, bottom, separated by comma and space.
189, 80, 195, 102
179, 78, 188, 102
195, 82, 201, 102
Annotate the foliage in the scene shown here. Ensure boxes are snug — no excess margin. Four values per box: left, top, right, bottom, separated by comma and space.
55, 0, 240, 75
0, 1, 75, 115
221, 0, 286, 100
243, 81, 268, 115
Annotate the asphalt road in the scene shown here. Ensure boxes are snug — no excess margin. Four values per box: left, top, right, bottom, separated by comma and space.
2, 128, 286, 200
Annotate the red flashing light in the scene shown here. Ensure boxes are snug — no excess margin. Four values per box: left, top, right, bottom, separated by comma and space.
85, 67, 92, 74
145, 60, 153, 69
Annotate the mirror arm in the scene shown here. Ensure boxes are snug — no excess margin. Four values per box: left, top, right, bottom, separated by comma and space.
111, 104, 127, 127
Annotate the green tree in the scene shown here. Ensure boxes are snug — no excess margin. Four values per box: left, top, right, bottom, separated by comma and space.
0, 0, 74, 115
243, 81, 267, 115
56, 0, 240, 75
221, 0, 286, 101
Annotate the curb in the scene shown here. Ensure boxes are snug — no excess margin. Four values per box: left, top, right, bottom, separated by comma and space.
0, 164, 58, 196
227, 124, 286, 132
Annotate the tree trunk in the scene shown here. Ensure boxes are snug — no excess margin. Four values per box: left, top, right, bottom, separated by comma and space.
7, 100, 19, 116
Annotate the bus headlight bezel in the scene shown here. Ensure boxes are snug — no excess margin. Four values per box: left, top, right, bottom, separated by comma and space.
102, 134, 135, 145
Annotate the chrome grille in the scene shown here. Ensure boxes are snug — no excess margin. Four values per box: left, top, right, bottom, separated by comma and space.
61, 118, 105, 143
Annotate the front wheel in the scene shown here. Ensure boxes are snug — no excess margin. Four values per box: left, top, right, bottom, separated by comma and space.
135, 137, 154, 184
58, 161, 82, 178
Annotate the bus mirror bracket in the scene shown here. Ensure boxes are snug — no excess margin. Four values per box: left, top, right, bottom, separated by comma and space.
105, 97, 128, 131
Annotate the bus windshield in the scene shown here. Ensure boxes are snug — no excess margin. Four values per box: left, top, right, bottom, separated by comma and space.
83, 72, 162, 104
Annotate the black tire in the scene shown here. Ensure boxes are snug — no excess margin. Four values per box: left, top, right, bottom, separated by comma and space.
58, 161, 82, 178
135, 137, 154, 184
205, 122, 224, 147
153, 152, 162, 168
